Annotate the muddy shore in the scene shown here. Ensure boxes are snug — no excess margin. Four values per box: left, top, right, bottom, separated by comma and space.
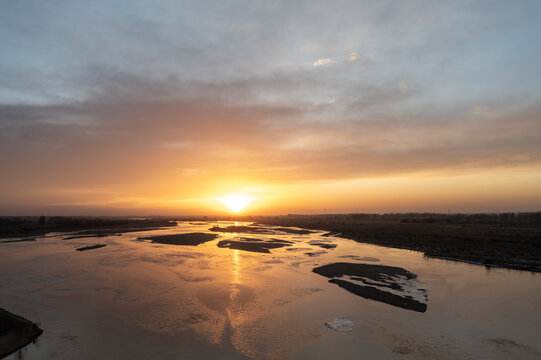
140, 233, 218, 246
0, 308, 43, 359
0, 217, 177, 240
259, 216, 541, 272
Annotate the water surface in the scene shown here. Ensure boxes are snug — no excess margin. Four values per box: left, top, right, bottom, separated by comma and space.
1, 221, 540, 359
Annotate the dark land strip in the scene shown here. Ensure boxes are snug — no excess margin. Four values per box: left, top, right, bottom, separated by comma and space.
0, 217, 177, 240
75, 244, 107, 251
313, 262, 428, 312
140, 233, 218, 246
0, 308, 43, 359
0, 238, 36, 243
217, 237, 293, 253
209, 225, 312, 235
259, 215, 541, 272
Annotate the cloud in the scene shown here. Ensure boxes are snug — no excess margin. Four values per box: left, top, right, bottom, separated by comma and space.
1, 1, 541, 212
1, 71, 539, 189
1, 72, 540, 215
398, 79, 410, 94
471, 105, 493, 117
313, 58, 336, 67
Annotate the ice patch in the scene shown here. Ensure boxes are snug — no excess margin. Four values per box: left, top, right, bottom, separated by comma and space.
337, 274, 428, 304
324, 317, 353, 332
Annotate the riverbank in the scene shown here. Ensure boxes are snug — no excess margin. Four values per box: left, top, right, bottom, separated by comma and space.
0, 308, 43, 359
258, 215, 541, 272
0, 217, 177, 240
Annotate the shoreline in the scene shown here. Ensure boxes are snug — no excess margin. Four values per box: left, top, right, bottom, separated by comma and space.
0, 218, 177, 240
0, 308, 43, 359
257, 217, 541, 273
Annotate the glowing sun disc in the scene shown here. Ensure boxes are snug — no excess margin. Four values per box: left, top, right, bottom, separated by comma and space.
217, 193, 256, 213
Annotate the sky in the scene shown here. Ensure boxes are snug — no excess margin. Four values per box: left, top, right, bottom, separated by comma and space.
1, 0, 540, 215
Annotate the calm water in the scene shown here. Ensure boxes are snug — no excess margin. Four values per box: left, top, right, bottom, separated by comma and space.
1, 222, 540, 359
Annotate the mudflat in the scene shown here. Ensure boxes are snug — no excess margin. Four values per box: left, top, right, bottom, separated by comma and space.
313, 262, 428, 312
217, 237, 293, 253
140, 232, 218, 246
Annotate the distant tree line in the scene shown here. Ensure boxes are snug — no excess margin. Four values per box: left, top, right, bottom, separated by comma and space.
176, 212, 541, 225
0, 216, 174, 228
287, 212, 541, 224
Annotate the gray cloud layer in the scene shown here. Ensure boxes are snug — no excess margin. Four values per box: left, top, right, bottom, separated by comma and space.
2, 71, 539, 183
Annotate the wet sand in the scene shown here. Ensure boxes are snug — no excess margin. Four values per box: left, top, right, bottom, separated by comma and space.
75, 244, 107, 251
217, 237, 293, 253
64, 233, 120, 240
313, 262, 427, 312
140, 233, 218, 246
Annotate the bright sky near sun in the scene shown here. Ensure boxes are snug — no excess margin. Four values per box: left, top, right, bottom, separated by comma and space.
217, 194, 257, 213
0, 1, 540, 215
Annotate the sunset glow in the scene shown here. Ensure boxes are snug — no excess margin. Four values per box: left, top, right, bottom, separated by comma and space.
1, 2, 540, 359
0, 1, 539, 216
217, 193, 257, 213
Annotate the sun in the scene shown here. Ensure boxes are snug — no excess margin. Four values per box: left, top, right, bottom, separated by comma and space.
217, 193, 257, 213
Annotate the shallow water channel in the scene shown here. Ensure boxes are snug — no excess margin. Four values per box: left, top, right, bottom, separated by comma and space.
1, 221, 540, 359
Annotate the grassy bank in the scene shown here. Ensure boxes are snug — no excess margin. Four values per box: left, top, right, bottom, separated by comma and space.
257, 214, 541, 272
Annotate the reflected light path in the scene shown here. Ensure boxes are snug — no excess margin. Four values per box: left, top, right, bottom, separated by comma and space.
231, 249, 241, 286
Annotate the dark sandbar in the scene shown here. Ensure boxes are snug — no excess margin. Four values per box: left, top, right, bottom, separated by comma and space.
217, 237, 293, 253
209, 225, 272, 234
76, 244, 107, 251
0, 308, 43, 359
72, 228, 164, 236
0, 238, 36, 243
273, 227, 312, 235
309, 241, 337, 249
305, 251, 326, 257
210, 225, 312, 235
141, 233, 218, 246
322, 232, 341, 237
313, 262, 427, 312
64, 233, 121, 240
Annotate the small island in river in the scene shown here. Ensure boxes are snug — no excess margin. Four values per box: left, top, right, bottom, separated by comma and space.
313, 262, 428, 312
140, 233, 218, 246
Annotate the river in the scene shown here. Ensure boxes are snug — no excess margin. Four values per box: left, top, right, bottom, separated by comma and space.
1, 221, 540, 359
